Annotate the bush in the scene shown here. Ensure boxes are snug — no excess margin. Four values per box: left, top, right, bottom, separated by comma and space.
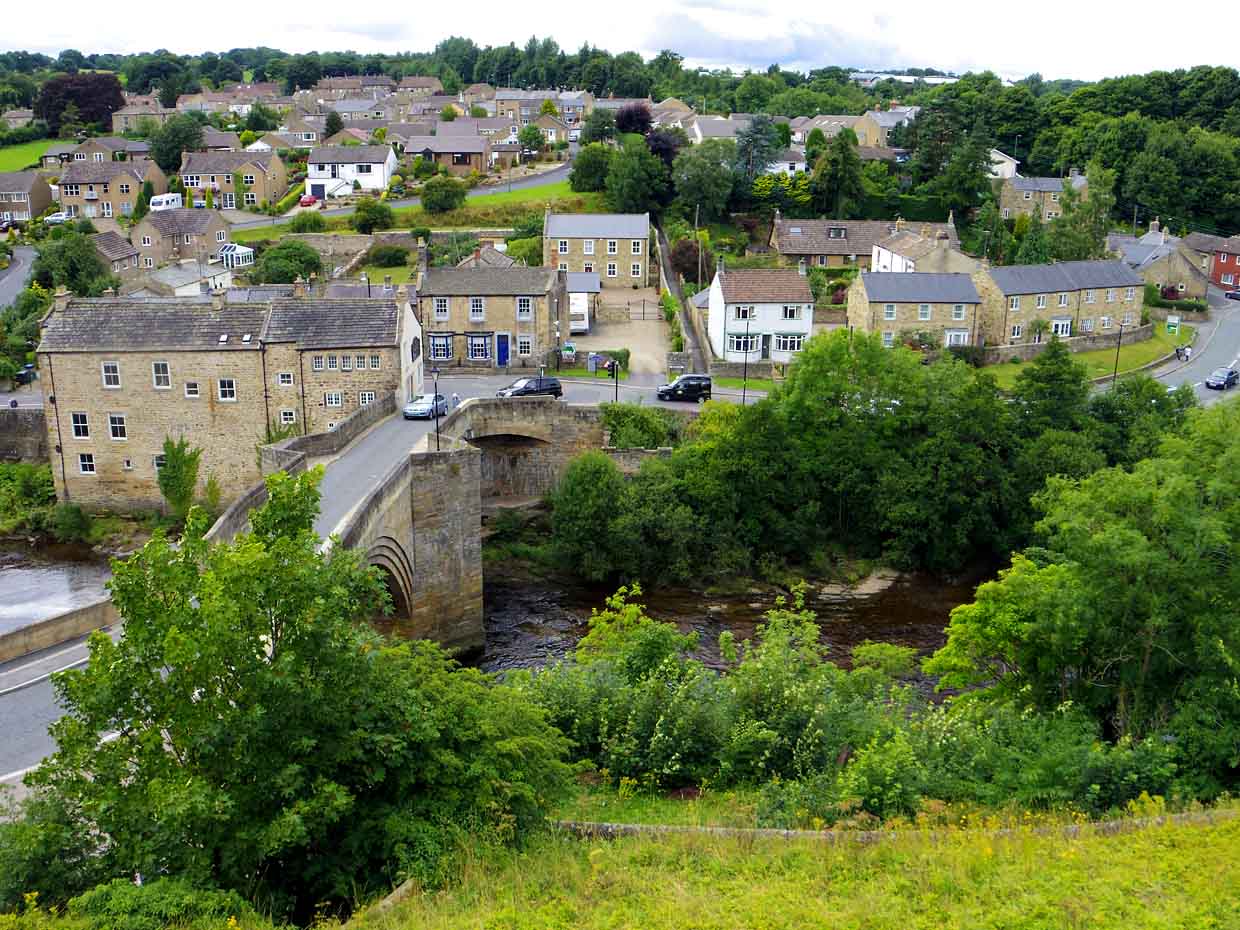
49, 503, 91, 543
409, 225, 432, 243
505, 236, 542, 267
1143, 283, 1207, 313
69, 879, 253, 930
600, 403, 681, 449
272, 183, 304, 215
366, 244, 410, 267
252, 239, 322, 284
669, 238, 713, 285
421, 175, 468, 214
350, 196, 394, 234
288, 210, 326, 233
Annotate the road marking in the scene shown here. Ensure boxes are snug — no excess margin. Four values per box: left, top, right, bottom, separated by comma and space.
0, 731, 119, 785
0, 655, 92, 699
0, 635, 101, 680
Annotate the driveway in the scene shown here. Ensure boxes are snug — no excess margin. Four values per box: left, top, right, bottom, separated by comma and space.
569, 318, 669, 378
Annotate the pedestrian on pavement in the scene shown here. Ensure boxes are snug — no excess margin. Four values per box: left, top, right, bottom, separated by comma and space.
1185, 344, 1192, 361
1176, 346, 1184, 361
451, 392, 461, 410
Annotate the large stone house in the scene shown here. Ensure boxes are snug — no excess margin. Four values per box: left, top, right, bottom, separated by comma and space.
494, 89, 593, 127
37, 293, 422, 510
132, 208, 231, 270
397, 76, 444, 96
1108, 220, 1211, 299
872, 226, 980, 274
0, 170, 53, 223
416, 267, 567, 370
543, 211, 652, 288
90, 231, 141, 284
769, 213, 959, 270
846, 272, 985, 348
179, 152, 287, 209
69, 137, 151, 163
305, 145, 398, 198
853, 106, 919, 147
998, 172, 1087, 221
59, 159, 167, 220
111, 104, 176, 133
706, 265, 815, 363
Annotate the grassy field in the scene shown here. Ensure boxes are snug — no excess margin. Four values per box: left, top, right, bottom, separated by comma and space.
357, 263, 416, 284
0, 139, 55, 171
360, 810, 1240, 930
988, 323, 1194, 390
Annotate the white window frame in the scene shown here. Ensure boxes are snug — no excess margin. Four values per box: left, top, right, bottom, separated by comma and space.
607, 239, 617, 255
141, 235, 152, 246
430, 335, 453, 360
327, 355, 338, 370
773, 333, 804, 353
108, 413, 126, 441
217, 378, 237, 401
185, 381, 200, 398
216, 230, 226, 242
606, 262, 617, 278
583, 240, 594, 255
782, 305, 801, 321
152, 361, 171, 389
882, 331, 895, 348
1010, 324, 1023, 340
1125, 287, 1135, 302
324, 391, 343, 407
1009, 296, 1020, 311
102, 361, 121, 389
632, 239, 642, 255
631, 262, 642, 278
470, 297, 485, 321
434, 297, 449, 320
517, 296, 532, 319
1057, 293, 1069, 308
341, 355, 353, 371
1105, 289, 1115, 303
359, 391, 375, 406
1085, 289, 1095, 304
1036, 294, 1047, 309
468, 335, 491, 360
278, 371, 294, 386
951, 304, 965, 321
78, 453, 95, 475
313, 355, 324, 371
1100, 316, 1112, 329
883, 304, 896, 321
1081, 318, 1094, 332
918, 304, 931, 321
370, 355, 381, 370
557, 239, 568, 254
517, 335, 532, 356
734, 305, 755, 321
727, 333, 759, 353
1051, 320, 1072, 337
280, 409, 296, 425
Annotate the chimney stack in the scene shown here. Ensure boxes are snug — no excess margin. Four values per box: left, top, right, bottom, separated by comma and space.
53, 286, 71, 312
416, 236, 429, 271
292, 275, 306, 298
103, 286, 116, 297
211, 290, 224, 310
716, 256, 724, 280
895, 216, 905, 232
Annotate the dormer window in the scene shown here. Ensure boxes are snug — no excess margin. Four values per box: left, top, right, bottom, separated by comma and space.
828, 227, 846, 239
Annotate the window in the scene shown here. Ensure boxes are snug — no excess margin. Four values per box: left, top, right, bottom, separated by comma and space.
341, 355, 353, 371
108, 413, 126, 440
143, 257, 154, 269
1125, 287, 1135, 301
728, 334, 759, 353
774, 333, 804, 352
101, 361, 121, 388
218, 378, 236, 401
62, 184, 80, 197
606, 262, 617, 277
355, 355, 365, 370
583, 240, 594, 255
517, 296, 532, 319
324, 391, 342, 407
152, 361, 170, 389
557, 239, 568, 254
78, 453, 95, 475
434, 297, 449, 319
632, 239, 642, 255
183, 175, 200, 187
153, 454, 166, 472
313, 355, 324, 371
1023, 191, 1032, 200
1223, 274, 1236, 286
1010, 324, 1023, 340
183, 234, 193, 245
1051, 192, 1060, 202
470, 297, 485, 321
558, 262, 568, 272
1105, 289, 1115, 303
946, 330, 970, 346
1085, 289, 1095, 304
1046, 212, 1059, 220
185, 381, 199, 398
370, 355, 380, 369
1100, 316, 1112, 329
122, 458, 133, 471
1058, 293, 1069, 308
327, 355, 338, 370
1081, 318, 1094, 332
360, 391, 375, 406
918, 304, 931, 321
782, 305, 802, 320
278, 372, 293, 386
244, 193, 257, 206
1222, 253, 1231, 264
468, 335, 490, 360
141, 235, 151, 247
1036, 294, 1047, 309
517, 335, 532, 356
882, 331, 895, 348
607, 240, 617, 254
952, 304, 966, 321
119, 183, 130, 194
884, 304, 896, 320
1051, 320, 1072, 337
1002, 207, 1011, 219
71, 412, 89, 438
355, 164, 372, 174
734, 305, 755, 321
430, 335, 453, 360
243, 174, 255, 186
1121, 312, 1133, 326
280, 409, 296, 425
827, 227, 846, 239
1009, 296, 1020, 311
631, 262, 642, 278
216, 230, 226, 242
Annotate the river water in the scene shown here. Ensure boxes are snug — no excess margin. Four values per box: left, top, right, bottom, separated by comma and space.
0, 543, 112, 636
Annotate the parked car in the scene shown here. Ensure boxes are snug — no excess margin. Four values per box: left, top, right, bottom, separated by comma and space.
1225, 290, 1240, 302
496, 376, 562, 399
1205, 367, 1238, 390
657, 374, 712, 403
298, 193, 318, 207
13, 363, 36, 385
403, 393, 448, 419
42, 212, 68, 225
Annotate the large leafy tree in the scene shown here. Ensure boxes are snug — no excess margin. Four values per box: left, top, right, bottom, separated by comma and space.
252, 239, 322, 284
324, 109, 344, 138
1048, 162, 1116, 262
569, 142, 613, 192
23, 470, 571, 917
811, 128, 864, 218
420, 175, 468, 214
604, 138, 669, 214
149, 115, 205, 172
579, 108, 616, 145
31, 232, 117, 296
1013, 206, 1051, 265
615, 102, 652, 136
733, 114, 782, 186
671, 139, 735, 220
34, 73, 124, 134
1010, 337, 1090, 437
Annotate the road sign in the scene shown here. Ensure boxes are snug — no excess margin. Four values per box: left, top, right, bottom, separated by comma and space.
1166, 314, 1180, 335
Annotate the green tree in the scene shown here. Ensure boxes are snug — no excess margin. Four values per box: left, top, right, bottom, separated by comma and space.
1013, 206, 1051, 264
156, 436, 201, 521
671, 139, 736, 221
733, 73, 780, 113
733, 114, 782, 186
238, 128, 257, 147
928, 136, 991, 218
580, 108, 616, 145
1048, 163, 1116, 261
974, 198, 1014, 264
812, 128, 864, 218
604, 138, 669, 214
469, 105, 488, 118
31, 232, 117, 296
324, 109, 344, 138
439, 105, 458, 122
420, 174, 468, 214
288, 210, 327, 233
804, 127, 827, 167
539, 98, 559, 117
243, 103, 279, 133
550, 450, 627, 582
252, 239, 322, 284
518, 123, 545, 153
149, 115, 205, 172
1010, 337, 1090, 436
23, 470, 571, 917
350, 196, 394, 234
569, 142, 613, 192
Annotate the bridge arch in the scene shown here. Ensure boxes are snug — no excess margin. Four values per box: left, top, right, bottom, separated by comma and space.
366, 534, 415, 619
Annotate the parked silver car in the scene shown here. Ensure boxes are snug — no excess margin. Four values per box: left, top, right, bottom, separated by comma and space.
403, 393, 448, 419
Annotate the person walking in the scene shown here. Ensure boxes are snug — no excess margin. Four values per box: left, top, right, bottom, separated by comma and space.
1184, 344, 1192, 362
451, 392, 461, 410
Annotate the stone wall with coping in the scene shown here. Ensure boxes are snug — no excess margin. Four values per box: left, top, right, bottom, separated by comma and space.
980, 324, 1154, 365
0, 408, 48, 463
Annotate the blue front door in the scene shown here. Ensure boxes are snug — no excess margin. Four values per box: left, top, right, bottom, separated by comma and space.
496, 334, 510, 367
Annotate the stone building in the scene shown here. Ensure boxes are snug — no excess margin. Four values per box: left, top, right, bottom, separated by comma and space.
38, 292, 421, 510
768, 212, 958, 270
416, 266, 567, 370
179, 151, 287, 209
132, 208, 231, 270
846, 272, 986, 348
1108, 220, 1211, 300
543, 211, 651, 288
872, 226, 980, 274
0, 170, 53, 223
111, 104, 176, 133
90, 231, 142, 284
997, 172, 1087, 221
59, 159, 167, 221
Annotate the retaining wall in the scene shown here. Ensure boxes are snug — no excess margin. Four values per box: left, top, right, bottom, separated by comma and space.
980, 324, 1153, 366
0, 597, 117, 664
0, 408, 47, 463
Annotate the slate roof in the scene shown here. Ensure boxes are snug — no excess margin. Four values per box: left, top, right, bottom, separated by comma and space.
1009, 174, 1087, 193
865, 106, 920, 128
399, 135, 488, 154
39, 301, 270, 352
878, 228, 955, 260
264, 299, 399, 348
1184, 231, 1230, 253
718, 269, 813, 304
692, 117, 749, 139
0, 170, 43, 193
139, 208, 224, 236
773, 218, 957, 256
860, 272, 980, 304
307, 145, 393, 163
987, 260, 1143, 295
399, 76, 444, 91
419, 267, 558, 296
91, 231, 137, 261
60, 161, 150, 184
181, 151, 275, 173
456, 245, 516, 269
545, 212, 650, 239
566, 272, 600, 293
201, 128, 241, 148
148, 263, 229, 290
224, 285, 295, 302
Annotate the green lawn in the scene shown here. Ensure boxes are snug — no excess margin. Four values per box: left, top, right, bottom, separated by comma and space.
0, 139, 55, 171
988, 323, 1194, 390
357, 263, 416, 284
467, 178, 588, 207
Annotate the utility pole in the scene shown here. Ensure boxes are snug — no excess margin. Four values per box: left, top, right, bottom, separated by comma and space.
1132, 204, 1138, 237
741, 315, 752, 406
1112, 324, 1124, 387
694, 203, 701, 286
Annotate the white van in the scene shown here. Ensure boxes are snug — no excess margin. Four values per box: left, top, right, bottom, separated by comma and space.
149, 193, 183, 211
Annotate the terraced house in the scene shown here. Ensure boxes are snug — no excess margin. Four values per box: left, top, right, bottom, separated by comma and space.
0, 170, 52, 224
416, 267, 567, 370
37, 293, 421, 510
769, 213, 959, 270
179, 151, 287, 209
59, 159, 167, 220
846, 272, 985, 348
131, 208, 231, 270
543, 211, 652, 288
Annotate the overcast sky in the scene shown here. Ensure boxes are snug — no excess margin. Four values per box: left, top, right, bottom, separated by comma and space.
7, 0, 1239, 82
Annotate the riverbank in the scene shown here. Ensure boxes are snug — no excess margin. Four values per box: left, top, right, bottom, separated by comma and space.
0, 542, 112, 635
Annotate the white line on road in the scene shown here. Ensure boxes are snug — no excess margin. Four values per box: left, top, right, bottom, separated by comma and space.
0, 731, 119, 785
0, 655, 92, 699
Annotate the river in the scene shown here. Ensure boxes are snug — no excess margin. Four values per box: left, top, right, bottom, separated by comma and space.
0, 543, 112, 636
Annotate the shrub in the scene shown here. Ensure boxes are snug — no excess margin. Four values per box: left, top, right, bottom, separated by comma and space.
421, 175, 468, 214
49, 503, 91, 543
350, 196, 394, 234
505, 236, 542, 267
409, 225, 432, 243
288, 210, 326, 233
669, 238, 713, 285
1143, 282, 1206, 313
69, 879, 253, 930
156, 436, 202, 522
366, 244, 410, 267
601, 403, 681, 449
252, 239, 322, 284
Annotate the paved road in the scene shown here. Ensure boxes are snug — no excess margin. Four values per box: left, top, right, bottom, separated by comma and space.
1142, 287, 1240, 405
0, 246, 36, 308
230, 163, 573, 230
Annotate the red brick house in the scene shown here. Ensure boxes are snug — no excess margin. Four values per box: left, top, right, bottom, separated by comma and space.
1185, 232, 1240, 289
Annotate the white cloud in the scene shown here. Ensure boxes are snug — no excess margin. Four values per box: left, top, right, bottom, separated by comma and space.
4, 0, 1239, 82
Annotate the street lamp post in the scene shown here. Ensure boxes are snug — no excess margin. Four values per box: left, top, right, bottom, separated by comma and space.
741, 315, 753, 406
1112, 324, 1125, 387
431, 366, 441, 451
554, 319, 561, 371
361, 273, 370, 298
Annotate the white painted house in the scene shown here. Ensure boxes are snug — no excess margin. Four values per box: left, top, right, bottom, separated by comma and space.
989, 148, 1019, 179
305, 144, 398, 199
707, 264, 815, 364
766, 148, 808, 175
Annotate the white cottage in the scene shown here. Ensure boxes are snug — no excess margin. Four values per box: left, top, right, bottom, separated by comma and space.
707, 264, 815, 364
305, 144, 398, 199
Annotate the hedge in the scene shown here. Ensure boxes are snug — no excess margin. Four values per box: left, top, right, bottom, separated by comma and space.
273, 182, 305, 215
1143, 283, 1207, 313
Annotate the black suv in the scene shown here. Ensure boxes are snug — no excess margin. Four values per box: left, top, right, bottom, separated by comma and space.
657, 374, 712, 403
496, 376, 563, 399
